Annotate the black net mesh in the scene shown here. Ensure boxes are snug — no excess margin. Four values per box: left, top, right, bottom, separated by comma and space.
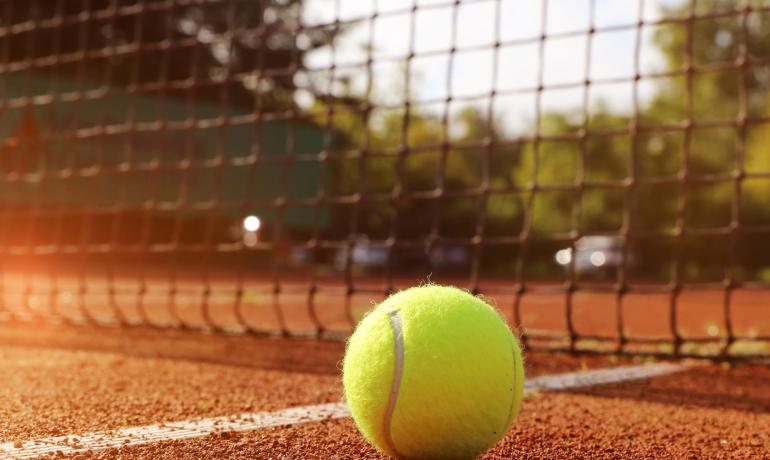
1, 0, 770, 359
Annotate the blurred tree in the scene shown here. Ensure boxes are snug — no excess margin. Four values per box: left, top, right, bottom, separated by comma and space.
743, 94, 770, 226
640, 1, 770, 277
510, 1, 770, 242
321, 0, 770, 277
513, 110, 631, 236
322, 99, 522, 240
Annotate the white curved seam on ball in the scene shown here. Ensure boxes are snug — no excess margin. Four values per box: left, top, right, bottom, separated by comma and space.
502, 339, 518, 433
384, 310, 405, 459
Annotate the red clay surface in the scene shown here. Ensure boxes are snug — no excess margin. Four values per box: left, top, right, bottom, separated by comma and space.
1, 267, 769, 459
3, 271, 769, 359
57, 366, 770, 459
0, 323, 768, 459
0, 323, 628, 442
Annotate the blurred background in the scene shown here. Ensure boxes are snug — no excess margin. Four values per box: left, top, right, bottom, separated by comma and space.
1, 0, 769, 357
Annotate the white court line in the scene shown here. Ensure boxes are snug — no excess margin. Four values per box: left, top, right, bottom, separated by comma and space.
0, 362, 690, 459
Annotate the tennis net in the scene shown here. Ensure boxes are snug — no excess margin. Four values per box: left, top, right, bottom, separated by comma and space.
1, 0, 770, 360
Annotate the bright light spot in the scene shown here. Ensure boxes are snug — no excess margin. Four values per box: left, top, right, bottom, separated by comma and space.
590, 251, 606, 267
243, 215, 261, 232
707, 324, 721, 337
555, 249, 572, 266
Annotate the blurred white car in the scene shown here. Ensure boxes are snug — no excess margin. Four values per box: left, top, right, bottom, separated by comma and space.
334, 236, 388, 271
554, 236, 632, 276
333, 236, 469, 273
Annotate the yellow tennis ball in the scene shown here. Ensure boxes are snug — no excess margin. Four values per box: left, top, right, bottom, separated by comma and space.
343, 285, 525, 459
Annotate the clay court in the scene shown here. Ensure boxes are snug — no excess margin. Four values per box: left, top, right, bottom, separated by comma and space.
2, 0, 770, 458
0, 319, 769, 459
0, 272, 768, 458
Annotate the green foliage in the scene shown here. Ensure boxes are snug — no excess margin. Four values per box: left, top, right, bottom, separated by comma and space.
323, 0, 770, 277
323, 101, 521, 238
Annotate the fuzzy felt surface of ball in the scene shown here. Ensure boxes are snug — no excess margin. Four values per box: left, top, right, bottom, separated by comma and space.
342, 285, 525, 459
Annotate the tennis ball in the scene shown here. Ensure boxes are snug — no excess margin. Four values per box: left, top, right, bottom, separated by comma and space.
343, 285, 525, 459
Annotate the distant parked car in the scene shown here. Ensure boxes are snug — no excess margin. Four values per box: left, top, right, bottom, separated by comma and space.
554, 236, 633, 277
428, 244, 469, 272
334, 236, 470, 273
334, 236, 389, 272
